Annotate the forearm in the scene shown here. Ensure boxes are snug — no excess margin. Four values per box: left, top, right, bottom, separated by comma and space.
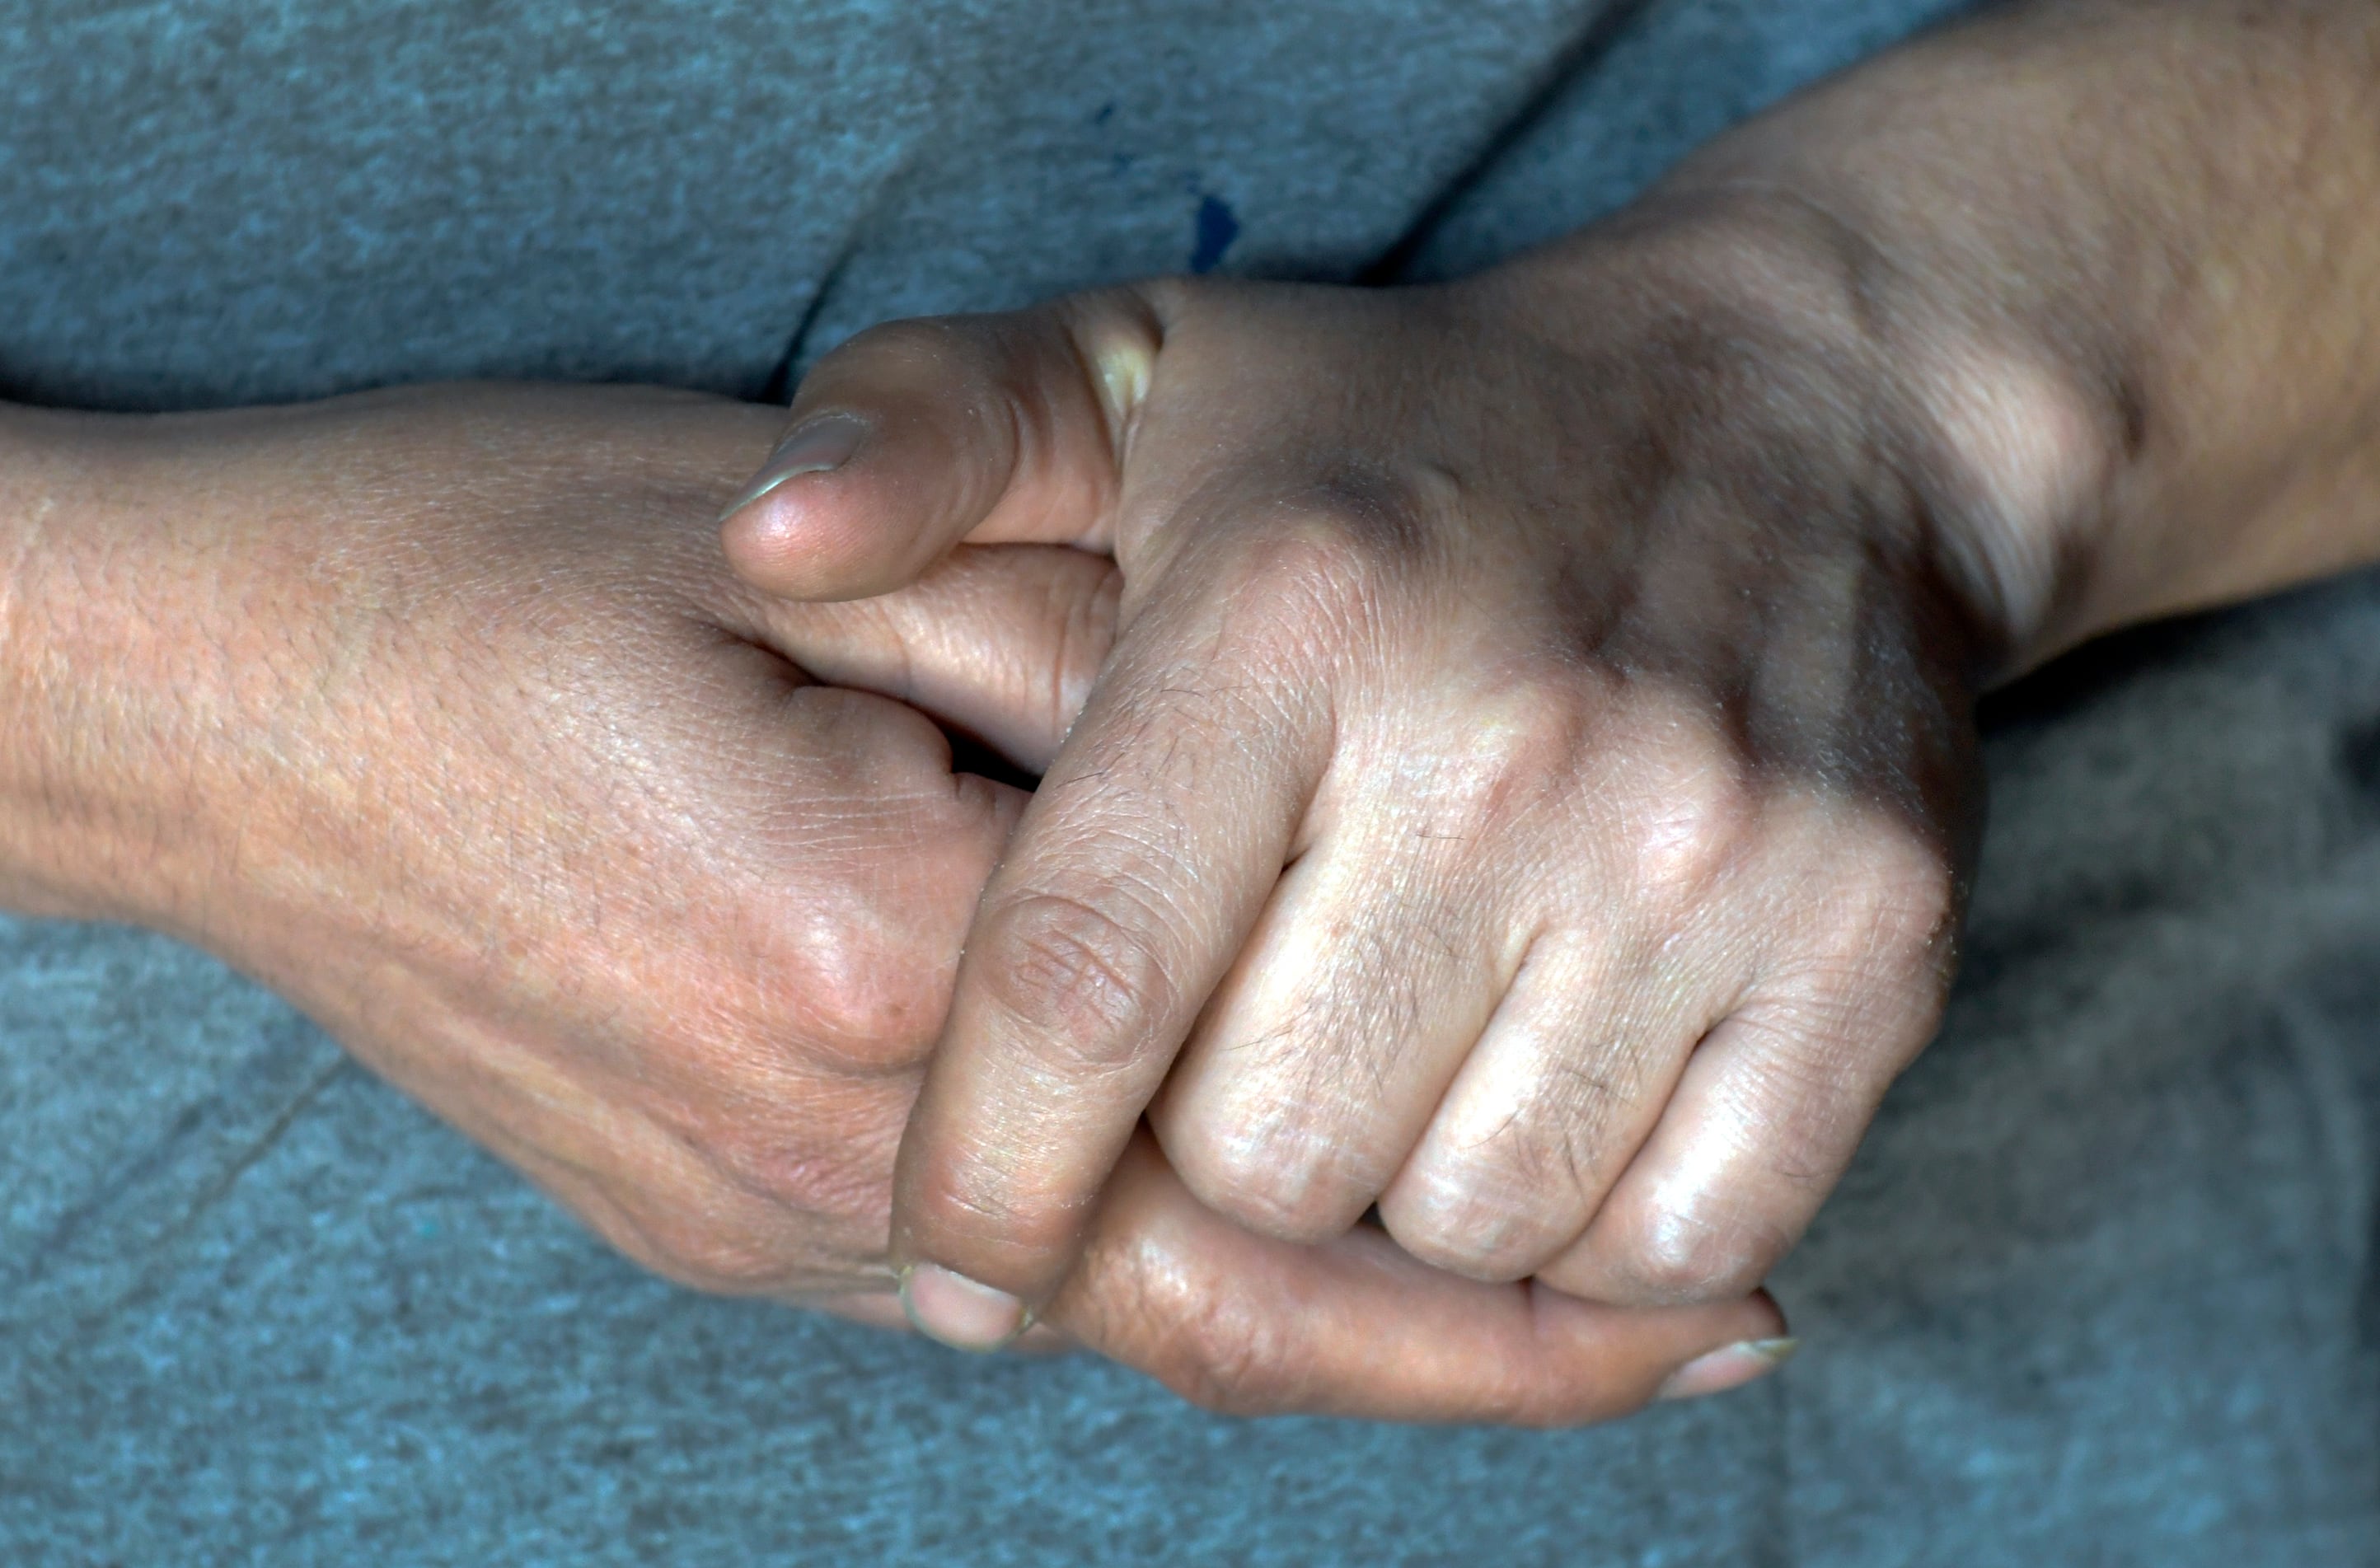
1539, 0, 2380, 674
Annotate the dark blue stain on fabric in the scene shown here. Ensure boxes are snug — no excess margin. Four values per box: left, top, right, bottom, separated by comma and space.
1189, 194, 1239, 273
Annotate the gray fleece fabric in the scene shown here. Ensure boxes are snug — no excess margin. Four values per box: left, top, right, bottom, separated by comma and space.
3, 0, 2377, 1561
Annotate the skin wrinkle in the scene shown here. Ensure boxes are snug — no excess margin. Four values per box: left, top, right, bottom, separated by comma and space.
1161, 774, 1513, 1221
982, 891, 1180, 1055
1393, 949, 1652, 1241
1217, 930, 1418, 1169
1508, 1013, 1671, 1166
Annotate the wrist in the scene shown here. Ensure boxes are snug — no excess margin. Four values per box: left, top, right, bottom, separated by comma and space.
1479, 182, 2122, 685
0, 405, 217, 926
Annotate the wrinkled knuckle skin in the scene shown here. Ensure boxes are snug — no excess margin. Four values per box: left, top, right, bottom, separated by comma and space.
1159, 1297, 1304, 1418
1169, 1123, 1356, 1247
1384, 1198, 1547, 1285
1384, 1080, 1630, 1283
1206, 487, 1417, 642
1271, 467, 1434, 564
706, 1121, 895, 1239
977, 891, 1176, 1071
1066, 1232, 1306, 1417
635, 1215, 794, 1299
1604, 1209, 1778, 1308
1781, 843, 1962, 1026
1455, 696, 1595, 828
1632, 758, 1762, 913
1846, 847, 1961, 976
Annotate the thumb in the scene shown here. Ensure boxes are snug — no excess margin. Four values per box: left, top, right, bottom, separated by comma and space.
743, 543, 1122, 776
1038, 1131, 1792, 1425
719, 289, 1164, 602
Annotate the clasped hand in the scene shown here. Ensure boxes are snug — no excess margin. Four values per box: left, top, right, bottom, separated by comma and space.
21, 378, 1778, 1427
724, 206, 1996, 1366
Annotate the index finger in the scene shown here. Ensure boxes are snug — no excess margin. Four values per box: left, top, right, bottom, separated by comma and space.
889, 591, 1328, 1348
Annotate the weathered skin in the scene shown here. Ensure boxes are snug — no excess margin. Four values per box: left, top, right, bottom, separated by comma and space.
0, 382, 1781, 1422
719, 0, 2380, 1350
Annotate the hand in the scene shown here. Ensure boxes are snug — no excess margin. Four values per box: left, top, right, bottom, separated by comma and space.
0, 381, 1785, 1420
720, 202, 2000, 1341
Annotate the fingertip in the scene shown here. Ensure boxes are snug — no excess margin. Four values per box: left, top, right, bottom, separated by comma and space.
1519, 1280, 1791, 1422
887, 1091, 1094, 1346
717, 488, 805, 592
719, 410, 868, 517
726, 302, 1131, 607
898, 1261, 1034, 1352
719, 428, 900, 603
1655, 1336, 1799, 1403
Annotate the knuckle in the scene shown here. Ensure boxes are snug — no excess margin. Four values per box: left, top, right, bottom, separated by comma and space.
1171, 1128, 1355, 1245
1068, 1226, 1307, 1416
1408, 678, 1598, 836
705, 1114, 898, 1238
1269, 468, 1433, 563
1384, 1194, 1546, 1283
1203, 492, 1414, 648
802, 951, 927, 1057
1223, 545, 1371, 660
1609, 1205, 1778, 1305
1628, 745, 1762, 909
1717, 1006, 1895, 1172
1834, 838, 1959, 970
1160, 1294, 1304, 1416
977, 890, 1178, 1070
1769, 826, 1961, 1020
632, 1210, 794, 1297
1384, 1126, 1602, 1282
771, 918, 950, 1070
1160, 1074, 1395, 1244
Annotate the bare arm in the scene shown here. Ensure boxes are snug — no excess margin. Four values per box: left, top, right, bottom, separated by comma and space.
1622, 0, 2380, 665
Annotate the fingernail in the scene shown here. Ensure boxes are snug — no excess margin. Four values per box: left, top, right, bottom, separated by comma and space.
898, 1262, 1033, 1352
715, 413, 869, 523
1656, 1337, 1798, 1402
